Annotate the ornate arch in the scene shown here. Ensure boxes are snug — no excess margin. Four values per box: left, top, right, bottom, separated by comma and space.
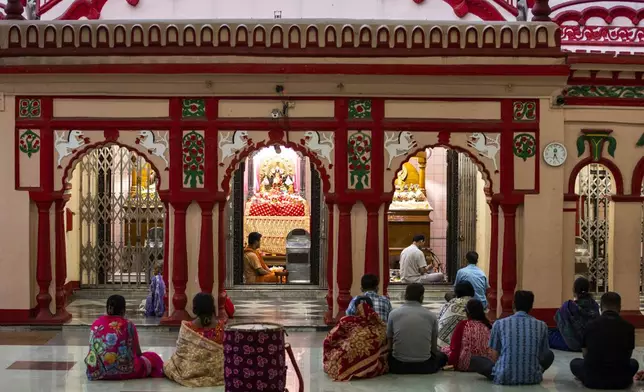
386, 143, 494, 200
567, 157, 625, 196
632, 157, 644, 195
220, 132, 332, 196
60, 140, 163, 191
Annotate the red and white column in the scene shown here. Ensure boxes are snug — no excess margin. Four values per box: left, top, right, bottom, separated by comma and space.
166, 201, 191, 322
364, 202, 381, 278
324, 201, 335, 324
335, 202, 354, 320
53, 196, 71, 322
34, 198, 54, 321
487, 200, 500, 320
217, 201, 228, 321
499, 202, 519, 318
198, 201, 215, 294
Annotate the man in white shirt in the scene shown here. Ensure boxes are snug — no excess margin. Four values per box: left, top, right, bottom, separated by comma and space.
399, 235, 445, 284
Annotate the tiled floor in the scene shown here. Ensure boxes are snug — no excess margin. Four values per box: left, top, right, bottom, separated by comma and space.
3, 329, 644, 391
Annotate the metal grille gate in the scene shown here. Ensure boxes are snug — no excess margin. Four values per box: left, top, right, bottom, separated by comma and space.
578, 164, 611, 294
78, 146, 165, 288
446, 150, 478, 282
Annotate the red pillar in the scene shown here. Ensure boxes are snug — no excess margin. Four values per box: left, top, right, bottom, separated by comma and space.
162, 202, 170, 317
364, 202, 381, 278
4, 0, 25, 20
165, 201, 191, 323
531, 0, 551, 21
335, 202, 354, 320
217, 202, 228, 321
499, 202, 519, 318
487, 200, 500, 320
198, 201, 215, 294
324, 202, 335, 324
53, 196, 71, 322
34, 199, 54, 321
382, 201, 390, 296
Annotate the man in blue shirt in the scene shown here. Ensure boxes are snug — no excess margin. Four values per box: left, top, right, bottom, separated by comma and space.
346, 274, 392, 322
470, 290, 554, 385
454, 251, 489, 309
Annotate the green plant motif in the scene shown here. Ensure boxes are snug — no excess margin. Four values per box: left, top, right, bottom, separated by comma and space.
637, 133, 644, 147
182, 131, 205, 188
348, 99, 372, 119
347, 131, 372, 190
512, 101, 536, 121
565, 86, 644, 99
576, 131, 617, 161
18, 129, 40, 158
182, 99, 206, 118
513, 133, 536, 161
18, 99, 41, 118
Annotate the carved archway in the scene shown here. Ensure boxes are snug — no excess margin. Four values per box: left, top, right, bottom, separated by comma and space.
567, 157, 624, 197
632, 157, 644, 196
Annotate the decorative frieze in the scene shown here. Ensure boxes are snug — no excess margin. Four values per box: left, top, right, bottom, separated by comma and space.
565, 86, 644, 99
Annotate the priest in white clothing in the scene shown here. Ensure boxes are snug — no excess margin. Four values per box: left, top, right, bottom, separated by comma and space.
399, 234, 445, 284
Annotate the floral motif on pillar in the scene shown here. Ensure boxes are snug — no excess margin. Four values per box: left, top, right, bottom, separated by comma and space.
335, 202, 354, 320
500, 202, 519, 318
347, 131, 372, 190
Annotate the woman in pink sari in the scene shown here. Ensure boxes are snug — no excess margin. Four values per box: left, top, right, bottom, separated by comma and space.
85, 295, 164, 381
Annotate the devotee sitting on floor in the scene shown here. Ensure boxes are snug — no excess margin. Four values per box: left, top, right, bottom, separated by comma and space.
470, 290, 554, 385
164, 293, 225, 387
323, 296, 389, 381
346, 274, 392, 322
443, 299, 494, 372
454, 251, 489, 309
144, 263, 165, 317
399, 234, 444, 284
243, 232, 279, 283
549, 276, 599, 351
437, 281, 475, 347
85, 295, 164, 381
570, 292, 638, 390
387, 283, 448, 374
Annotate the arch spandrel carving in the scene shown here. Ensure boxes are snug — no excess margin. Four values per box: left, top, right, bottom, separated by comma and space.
218, 130, 334, 196
383, 131, 498, 195
56, 130, 170, 192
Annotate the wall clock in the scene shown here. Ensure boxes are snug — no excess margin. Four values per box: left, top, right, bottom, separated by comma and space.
543, 142, 567, 167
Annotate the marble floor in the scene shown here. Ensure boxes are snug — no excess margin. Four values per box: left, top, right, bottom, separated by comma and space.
3, 329, 644, 391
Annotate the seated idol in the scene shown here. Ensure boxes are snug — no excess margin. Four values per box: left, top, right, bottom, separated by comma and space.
243, 232, 279, 283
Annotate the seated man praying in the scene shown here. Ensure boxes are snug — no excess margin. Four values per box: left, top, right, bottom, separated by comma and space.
570, 292, 638, 390
470, 290, 554, 385
399, 234, 444, 284
346, 274, 392, 322
243, 232, 278, 283
387, 283, 448, 374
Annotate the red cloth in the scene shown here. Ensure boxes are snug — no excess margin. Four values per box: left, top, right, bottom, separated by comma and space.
323, 303, 389, 381
224, 295, 235, 318
444, 320, 493, 371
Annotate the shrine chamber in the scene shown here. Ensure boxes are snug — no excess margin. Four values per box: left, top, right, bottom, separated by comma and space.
388, 156, 433, 271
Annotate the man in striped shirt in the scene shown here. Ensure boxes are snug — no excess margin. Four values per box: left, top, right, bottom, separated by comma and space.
346, 274, 392, 322
470, 290, 554, 385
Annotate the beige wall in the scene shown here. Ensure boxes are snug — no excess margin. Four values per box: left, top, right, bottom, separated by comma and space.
66, 168, 81, 284
475, 172, 491, 275
0, 96, 33, 309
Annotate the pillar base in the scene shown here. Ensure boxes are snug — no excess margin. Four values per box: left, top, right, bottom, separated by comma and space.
53, 310, 72, 323
34, 308, 54, 322
334, 310, 346, 323
160, 310, 191, 325
531, 308, 557, 328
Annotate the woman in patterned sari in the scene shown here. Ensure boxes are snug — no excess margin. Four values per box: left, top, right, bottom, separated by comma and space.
323, 296, 389, 381
443, 299, 494, 371
549, 277, 599, 351
164, 293, 226, 387
85, 295, 164, 381
437, 281, 475, 347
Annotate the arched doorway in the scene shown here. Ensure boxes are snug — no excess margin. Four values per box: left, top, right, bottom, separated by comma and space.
225, 145, 326, 287
387, 146, 492, 285
68, 145, 166, 288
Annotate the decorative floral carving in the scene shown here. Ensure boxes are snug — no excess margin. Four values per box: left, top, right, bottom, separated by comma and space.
513, 133, 536, 161
18, 129, 40, 158
512, 101, 536, 121
577, 130, 617, 161
18, 98, 41, 118
561, 26, 644, 45
182, 99, 206, 118
565, 86, 644, 99
347, 131, 372, 190
182, 131, 205, 188
348, 100, 372, 119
